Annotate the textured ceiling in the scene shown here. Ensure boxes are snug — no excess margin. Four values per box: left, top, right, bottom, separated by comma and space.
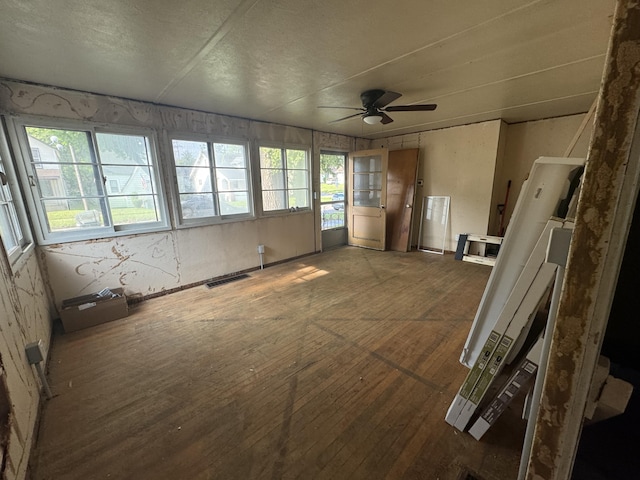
0, 0, 616, 139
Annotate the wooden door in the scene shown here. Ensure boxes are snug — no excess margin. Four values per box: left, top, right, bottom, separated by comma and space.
386, 148, 419, 252
347, 148, 388, 250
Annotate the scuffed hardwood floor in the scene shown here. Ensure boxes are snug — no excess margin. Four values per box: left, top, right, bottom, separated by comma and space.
29, 247, 526, 480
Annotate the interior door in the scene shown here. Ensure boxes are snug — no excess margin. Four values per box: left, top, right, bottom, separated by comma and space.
348, 148, 388, 250
386, 148, 419, 252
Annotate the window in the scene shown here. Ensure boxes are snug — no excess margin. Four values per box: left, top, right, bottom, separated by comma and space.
259, 146, 310, 212
15, 121, 167, 244
320, 151, 346, 230
31, 147, 43, 167
0, 124, 30, 265
171, 138, 251, 223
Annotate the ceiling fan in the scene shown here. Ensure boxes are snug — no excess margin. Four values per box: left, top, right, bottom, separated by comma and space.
319, 89, 437, 125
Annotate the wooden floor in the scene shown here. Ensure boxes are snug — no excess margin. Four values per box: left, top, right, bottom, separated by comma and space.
29, 247, 526, 480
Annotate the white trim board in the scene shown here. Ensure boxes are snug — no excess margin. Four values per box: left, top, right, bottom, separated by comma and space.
460, 156, 585, 368
446, 219, 572, 429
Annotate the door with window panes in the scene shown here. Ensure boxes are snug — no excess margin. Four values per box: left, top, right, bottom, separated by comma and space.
348, 148, 388, 250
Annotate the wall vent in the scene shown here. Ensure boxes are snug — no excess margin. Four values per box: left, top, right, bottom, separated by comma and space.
206, 274, 249, 289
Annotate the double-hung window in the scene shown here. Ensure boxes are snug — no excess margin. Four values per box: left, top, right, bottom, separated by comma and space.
171, 138, 252, 223
259, 146, 310, 212
0, 123, 31, 265
13, 120, 167, 244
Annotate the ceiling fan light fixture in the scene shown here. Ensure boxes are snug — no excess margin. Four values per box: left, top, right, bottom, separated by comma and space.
363, 114, 383, 125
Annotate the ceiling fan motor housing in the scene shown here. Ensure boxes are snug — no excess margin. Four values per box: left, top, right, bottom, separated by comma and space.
360, 89, 387, 108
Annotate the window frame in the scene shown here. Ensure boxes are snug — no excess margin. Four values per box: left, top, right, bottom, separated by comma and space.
169, 133, 254, 227
258, 143, 311, 215
9, 116, 170, 245
0, 117, 34, 268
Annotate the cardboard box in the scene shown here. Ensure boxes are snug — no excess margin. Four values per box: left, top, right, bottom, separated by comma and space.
60, 288, 128, 333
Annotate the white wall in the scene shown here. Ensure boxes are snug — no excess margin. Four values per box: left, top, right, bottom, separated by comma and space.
499, 113, 593, 229
379, 120, 504, 252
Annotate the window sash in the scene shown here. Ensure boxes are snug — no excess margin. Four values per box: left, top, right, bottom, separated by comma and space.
14, 120, 167, 244
0, 123, 30, 265
171, 138, 252, 223
259, 146, 310, 212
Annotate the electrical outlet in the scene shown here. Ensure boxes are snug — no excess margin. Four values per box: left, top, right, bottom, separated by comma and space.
25, 340, 44, 364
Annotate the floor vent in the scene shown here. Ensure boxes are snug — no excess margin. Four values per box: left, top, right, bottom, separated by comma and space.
206, 274, 249, 289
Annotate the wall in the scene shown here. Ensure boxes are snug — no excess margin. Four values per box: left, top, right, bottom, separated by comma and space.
379, 120, 504, 252
0, 80, 363, 305
498, 113, 593, 232
0, 251, 52, 480
41, 214, 315, 302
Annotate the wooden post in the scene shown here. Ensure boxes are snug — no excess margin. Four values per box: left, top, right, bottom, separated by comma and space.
525, 1, 640, 478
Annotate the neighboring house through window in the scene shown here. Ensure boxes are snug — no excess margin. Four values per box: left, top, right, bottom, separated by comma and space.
171, 138, 252, 223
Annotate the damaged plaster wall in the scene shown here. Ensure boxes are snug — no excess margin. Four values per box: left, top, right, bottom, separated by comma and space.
378, 120, 503, 251
0, 251, 52, 480
41, 213, 315, 303
0, 79, 359, 307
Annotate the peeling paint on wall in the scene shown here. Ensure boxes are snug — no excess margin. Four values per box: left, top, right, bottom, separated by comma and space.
0, 250, 52, 480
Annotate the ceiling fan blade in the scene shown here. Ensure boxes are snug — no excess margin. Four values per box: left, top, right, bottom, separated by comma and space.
384, 104, 437, 112
380, 112, 394, 125
372, 90, 402, 109
329, 112, 364, 123
318, 106, 364, 111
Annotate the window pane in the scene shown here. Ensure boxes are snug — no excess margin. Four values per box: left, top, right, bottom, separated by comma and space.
220, 192, 249, 215
286, 149, 306, 169
96, 133, 162, 227
289, 189, 309, 208
26, 128, 108, 234
176, 166, 213, 193
8, 203, 22, 240
26, 128, 94, 163
0, 179, 13, 201
180, 193, 215, 219
353, 155, 382, 173
353, 172, 382, 190
0, 204, 18, 251
106, 196, 159, 224
261, 169, 285, 190
216, 168, 247, 192
287, 170, 308, 189
214, 143, 246, 167
321, 205, 345, 230
262, 190, 286, 211
97, 133, 151, 166
172, 140, 208, 167
260, 147, 283, 169
353, 189, 382, 207
43, 198, 107, 231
